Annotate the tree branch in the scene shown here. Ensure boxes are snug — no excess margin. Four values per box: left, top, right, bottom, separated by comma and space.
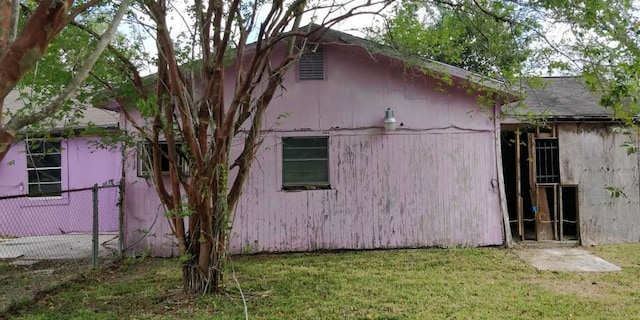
4, 0, 133, 133
7, 0, 18, 44
68, 20, 146, 98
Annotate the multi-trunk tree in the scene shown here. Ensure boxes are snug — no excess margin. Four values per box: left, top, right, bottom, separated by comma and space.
103, 0, 391, 294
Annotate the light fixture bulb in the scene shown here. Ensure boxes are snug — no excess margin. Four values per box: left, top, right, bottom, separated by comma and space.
383, 108, 396, 131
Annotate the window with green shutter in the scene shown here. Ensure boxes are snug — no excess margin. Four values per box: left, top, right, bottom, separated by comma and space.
282, 137, 329, 189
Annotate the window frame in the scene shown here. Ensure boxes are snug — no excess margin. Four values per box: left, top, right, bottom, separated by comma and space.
137, 141, 188, 178
280, 135, 330, 190
25, 138, 63, 199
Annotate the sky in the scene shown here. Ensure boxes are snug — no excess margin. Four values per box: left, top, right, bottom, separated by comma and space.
126, 0, 388, 75
122, 0, 582, 77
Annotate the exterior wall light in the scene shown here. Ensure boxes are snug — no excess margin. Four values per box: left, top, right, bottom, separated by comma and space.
383, 108, 396, 131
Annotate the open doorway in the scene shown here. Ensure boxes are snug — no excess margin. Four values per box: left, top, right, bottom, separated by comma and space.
501, 129, 535, 240
501, 127, 579, 242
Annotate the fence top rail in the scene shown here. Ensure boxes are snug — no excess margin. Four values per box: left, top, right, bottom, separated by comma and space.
0, 184, 119, 201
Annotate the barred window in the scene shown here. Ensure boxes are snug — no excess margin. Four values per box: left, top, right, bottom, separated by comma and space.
535, 138, 560, 183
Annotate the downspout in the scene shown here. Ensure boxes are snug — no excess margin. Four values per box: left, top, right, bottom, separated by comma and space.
494, 100, 513, 248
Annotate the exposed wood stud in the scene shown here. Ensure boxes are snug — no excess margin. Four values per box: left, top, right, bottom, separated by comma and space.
515, 130, 523, 240
559, 186, 563, 241
553, 184, 558, 240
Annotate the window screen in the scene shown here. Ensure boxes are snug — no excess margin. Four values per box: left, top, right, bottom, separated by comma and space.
298, 46, 324, 80
26, 139, 62, 197
282, 137, 329, 188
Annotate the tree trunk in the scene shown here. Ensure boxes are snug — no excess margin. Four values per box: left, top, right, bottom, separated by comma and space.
0, 0, 73, 162
0, 0, 73, 101
0, 0, 11, 50
182, 262, 223, 294
183, 207, 226, 294
180, 161, 231, 294
0, 0, 130, 164
0, 124, 15, 163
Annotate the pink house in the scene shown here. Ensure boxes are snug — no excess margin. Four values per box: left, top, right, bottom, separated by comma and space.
4, 30, 635, 253
121, 29, 517, 256
0, 89, 122, 237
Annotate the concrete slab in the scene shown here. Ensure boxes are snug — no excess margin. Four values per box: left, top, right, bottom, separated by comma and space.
0, 233, 118, 261
519, 248, 621, 272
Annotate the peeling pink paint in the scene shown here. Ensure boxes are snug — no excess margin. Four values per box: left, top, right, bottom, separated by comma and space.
122, 43, 504, 256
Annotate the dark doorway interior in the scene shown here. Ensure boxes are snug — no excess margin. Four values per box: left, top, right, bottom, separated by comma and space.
501, 130, 535, 240
502, 128, 580, 242
561, 186, 579, 240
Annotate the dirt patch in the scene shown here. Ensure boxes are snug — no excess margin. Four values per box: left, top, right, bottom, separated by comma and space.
0, 233, 119, 261
0, 260, 89, 316
527, 274, 613, 298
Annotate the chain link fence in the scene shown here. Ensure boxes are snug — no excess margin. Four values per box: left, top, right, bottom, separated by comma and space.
0, 184, 121, 268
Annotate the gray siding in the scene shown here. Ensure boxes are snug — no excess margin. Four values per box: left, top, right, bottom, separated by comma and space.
559, 123, 640, 245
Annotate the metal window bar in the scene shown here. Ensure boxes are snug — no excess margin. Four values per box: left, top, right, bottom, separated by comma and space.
535, 138, 560, 183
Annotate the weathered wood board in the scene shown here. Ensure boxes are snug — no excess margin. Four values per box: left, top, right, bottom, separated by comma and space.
558, 123, 640, 245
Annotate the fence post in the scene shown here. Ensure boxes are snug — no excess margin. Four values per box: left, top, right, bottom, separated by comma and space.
118, 180, 125, 258
92, 184, 99, 269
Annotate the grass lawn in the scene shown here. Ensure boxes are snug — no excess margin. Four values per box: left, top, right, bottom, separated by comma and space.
3, 244, 640, 319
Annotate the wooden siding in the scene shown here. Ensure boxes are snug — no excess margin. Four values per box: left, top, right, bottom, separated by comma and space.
120, 152, 178, 257
230, 130, 503, 253
122, 129, 503, 255
558, 124, 640, 245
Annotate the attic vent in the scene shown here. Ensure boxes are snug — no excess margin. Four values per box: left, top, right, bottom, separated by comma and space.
298, 46, 324, 80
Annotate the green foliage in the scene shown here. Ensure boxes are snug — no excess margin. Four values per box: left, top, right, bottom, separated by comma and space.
164, 198, 195, 218
376, 0, 640, 130
605, 185, 628, 199
135, 95, 160, 119
612, 127, 640, 156
375, 0, 535, 80
4, 1, 147, 154
620, 141, 639, 156
179, 253, 193, 264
